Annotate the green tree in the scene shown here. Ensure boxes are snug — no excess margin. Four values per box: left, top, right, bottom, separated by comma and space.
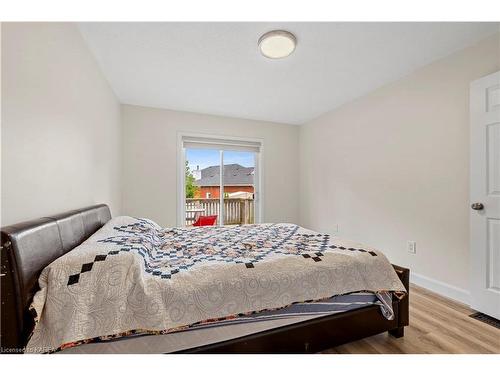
185, 161, 199, 198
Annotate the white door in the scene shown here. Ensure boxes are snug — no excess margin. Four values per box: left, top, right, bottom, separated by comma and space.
470, 71, 500, 319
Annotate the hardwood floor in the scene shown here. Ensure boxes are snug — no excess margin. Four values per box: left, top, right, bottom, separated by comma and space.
323, 284, 500, 354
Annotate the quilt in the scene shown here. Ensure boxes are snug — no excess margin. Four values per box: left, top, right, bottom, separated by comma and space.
26, 216, 406, 353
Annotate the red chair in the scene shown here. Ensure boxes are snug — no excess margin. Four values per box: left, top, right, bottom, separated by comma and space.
192, 215, 218, 227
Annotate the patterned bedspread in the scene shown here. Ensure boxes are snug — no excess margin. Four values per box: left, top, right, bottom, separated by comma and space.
26, 217, 406, 353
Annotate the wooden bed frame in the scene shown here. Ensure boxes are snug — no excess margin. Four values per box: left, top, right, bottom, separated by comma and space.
0, 204, 409, 353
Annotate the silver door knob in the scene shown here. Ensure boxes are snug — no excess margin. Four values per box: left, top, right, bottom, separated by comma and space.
471, 203, 484, 210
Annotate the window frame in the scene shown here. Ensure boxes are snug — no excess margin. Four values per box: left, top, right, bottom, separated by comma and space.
177, 132, 264, 227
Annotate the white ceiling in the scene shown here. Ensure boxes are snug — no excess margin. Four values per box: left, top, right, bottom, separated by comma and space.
78, 22, 499, 125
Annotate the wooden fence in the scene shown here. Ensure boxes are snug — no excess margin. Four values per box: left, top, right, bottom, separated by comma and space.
185, 198, 254, 226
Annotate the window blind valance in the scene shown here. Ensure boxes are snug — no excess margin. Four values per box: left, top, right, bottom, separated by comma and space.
182, 135, 262, 153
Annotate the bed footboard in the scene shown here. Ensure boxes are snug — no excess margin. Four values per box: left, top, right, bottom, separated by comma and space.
389, 265, 410, 338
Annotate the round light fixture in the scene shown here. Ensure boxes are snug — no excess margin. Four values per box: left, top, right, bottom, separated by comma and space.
258, 30, 296, 59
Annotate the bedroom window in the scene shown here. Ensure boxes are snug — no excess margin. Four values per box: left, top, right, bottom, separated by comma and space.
178, 134, 263, 227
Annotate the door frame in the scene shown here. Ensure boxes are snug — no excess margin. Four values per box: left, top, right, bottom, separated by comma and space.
176, 131, 264, 227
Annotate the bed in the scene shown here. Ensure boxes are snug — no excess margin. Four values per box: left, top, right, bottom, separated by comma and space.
0, 204, 409, 353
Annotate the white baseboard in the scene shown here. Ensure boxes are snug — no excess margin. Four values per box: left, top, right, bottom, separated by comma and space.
410, 272, 470, 306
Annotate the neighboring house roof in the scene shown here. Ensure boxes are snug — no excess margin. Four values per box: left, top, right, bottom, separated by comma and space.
195, 164, 254, 186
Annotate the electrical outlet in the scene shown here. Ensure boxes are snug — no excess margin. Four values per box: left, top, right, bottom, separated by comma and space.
407, 241, 417, 254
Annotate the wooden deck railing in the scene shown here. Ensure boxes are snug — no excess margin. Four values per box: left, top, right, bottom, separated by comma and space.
185, 198, 254, 226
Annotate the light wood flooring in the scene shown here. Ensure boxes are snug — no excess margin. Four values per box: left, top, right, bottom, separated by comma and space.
323, 284, 500, 354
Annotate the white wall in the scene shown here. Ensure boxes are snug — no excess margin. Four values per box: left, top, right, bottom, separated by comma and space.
121, 104, 300, 227
300, 33, 500, 298
1, 23, 122, 225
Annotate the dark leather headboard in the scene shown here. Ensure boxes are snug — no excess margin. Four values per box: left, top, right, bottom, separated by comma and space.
0, 204, 111, 350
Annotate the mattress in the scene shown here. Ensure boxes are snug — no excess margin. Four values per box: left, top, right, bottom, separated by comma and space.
59, 292, 383, 354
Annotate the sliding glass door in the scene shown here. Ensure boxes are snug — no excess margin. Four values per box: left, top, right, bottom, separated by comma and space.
180, 135, 261, 227
185, 148, 221, 226
222, 150, 255, 225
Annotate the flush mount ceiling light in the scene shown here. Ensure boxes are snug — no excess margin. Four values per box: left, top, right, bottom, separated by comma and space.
258, 30, 296, 59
